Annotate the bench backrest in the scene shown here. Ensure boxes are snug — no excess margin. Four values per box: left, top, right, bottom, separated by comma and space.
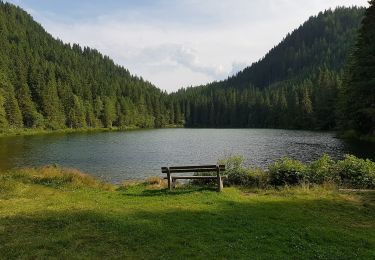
161, 165, 225, 174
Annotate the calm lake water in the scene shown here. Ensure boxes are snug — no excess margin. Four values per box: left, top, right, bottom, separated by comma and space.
0, 129, 374, 183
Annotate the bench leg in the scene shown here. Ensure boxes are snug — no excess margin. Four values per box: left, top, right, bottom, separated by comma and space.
172, 178, 177, 188
217, 174, 223, 192
167, 172, 172, 191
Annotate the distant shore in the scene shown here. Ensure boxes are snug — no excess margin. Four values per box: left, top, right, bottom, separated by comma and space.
1, 126, 373, 145
0, 125, 183, 138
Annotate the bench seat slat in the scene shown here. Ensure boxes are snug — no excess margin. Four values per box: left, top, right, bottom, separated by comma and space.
164, 176, 218, 180
169, 165, 218, 170
161, 165, 225, 173
161, 165, 225, 169
163, 168, 222, 173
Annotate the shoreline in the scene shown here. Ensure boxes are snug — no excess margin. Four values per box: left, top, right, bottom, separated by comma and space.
1, 126, 373, 145
2, 154, 373, 189
0, 125, 183, 138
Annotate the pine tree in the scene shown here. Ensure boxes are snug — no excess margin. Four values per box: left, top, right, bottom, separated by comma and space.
341, 1, 375, 137
209, 103, 215, 126
169, 102, 174, 125
278, 91, 288, 128
94, 96, 104, 123
85, 101, 96, 128
301, 87, 314, 128
0, 89, 9, 128
41, 70, 66, 129
17, 83, 43, 128
67, 95, 86, 128
174, 102, 182, 124
103, 97, 116, 128
0, 74, 23, 128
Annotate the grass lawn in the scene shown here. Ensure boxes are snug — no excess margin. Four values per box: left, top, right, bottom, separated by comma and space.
0, 127, 122, 138
0, 167, 374, 259
0, 125, 183, 138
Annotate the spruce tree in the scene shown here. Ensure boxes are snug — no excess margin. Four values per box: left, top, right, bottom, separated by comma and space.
341, 1, 375, 137
301, 87, 314, 129
17, 83, 43, 128
103, 97, 116, 128
67, 95, 86, 128
0, 74, 23, 128
85, 101, 96, 128
0, 89, 9, 128
41, 70, 66, 129
94, 97, 104, 122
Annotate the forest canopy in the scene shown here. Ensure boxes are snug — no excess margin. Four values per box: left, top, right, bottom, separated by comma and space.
172, 7, 366, 132
0, 1, 179, 130
0, 2, 373, 139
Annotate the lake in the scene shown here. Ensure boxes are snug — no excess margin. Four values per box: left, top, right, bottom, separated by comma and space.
0, 129, 374, 183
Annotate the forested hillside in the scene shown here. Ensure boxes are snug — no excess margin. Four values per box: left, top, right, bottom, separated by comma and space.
0, 2, 179, 131
0, 2, 371, 136
173, 7, 365, 130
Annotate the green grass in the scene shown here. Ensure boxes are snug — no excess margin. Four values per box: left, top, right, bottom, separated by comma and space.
1, 167, 374, 259
0, 127, 132, 138
0, 124, 184, 138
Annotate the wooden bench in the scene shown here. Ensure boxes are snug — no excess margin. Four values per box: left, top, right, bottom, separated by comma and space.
161, 165, 226, 192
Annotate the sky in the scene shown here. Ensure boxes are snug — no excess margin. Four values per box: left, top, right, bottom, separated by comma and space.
6, 0, 368, 92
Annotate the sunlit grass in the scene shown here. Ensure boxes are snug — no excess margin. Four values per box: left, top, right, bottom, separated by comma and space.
0, 127, 119, 138
1, 167, 374, 259
2, 165, 113, 190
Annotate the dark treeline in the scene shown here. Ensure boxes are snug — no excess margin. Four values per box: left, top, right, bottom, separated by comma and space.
173, 7, 367, 131
0, 2, 179, 130
172, 68, 343, 129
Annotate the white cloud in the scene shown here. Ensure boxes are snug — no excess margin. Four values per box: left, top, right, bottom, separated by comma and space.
6, 0, 369, 92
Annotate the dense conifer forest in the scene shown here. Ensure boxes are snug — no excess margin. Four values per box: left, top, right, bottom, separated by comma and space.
173, 7, 367, 132
0, 1, 373, 138
0, 2, 176, 130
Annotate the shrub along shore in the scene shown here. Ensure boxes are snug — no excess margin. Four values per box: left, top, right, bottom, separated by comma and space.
0, 155, 374, 258
210, 155, 375, 190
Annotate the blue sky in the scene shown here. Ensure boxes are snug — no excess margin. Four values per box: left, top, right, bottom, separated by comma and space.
6, 0, 368, 92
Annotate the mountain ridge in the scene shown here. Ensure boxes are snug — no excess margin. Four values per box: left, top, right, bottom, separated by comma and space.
0, 3, 367, 133
173, 7, 365, 130
0, 1, 178, 130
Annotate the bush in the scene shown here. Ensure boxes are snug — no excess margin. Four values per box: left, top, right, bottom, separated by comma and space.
268, 155, 375, 189
220, 156, 247, 186
219, 155, 268, 188
226, 168, 251, 186
195, 155, 375, 189
333, 155, 375, 189
223, 167, 266, 188
192, 171, 217, 185
306, 154, 335, 184
268, 158, 307, 186
220, 155, 245, 172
